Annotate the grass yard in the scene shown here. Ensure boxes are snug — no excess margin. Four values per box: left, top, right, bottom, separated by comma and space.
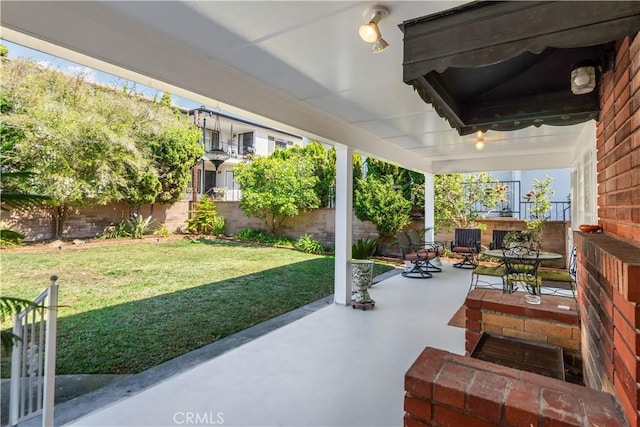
1, 237, 394, 376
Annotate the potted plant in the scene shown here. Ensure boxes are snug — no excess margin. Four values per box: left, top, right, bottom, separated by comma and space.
350, 237, 378, 308
503, 231, 539, 250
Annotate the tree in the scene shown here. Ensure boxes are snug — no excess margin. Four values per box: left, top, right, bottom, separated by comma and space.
525, 175, 555, 237
1, 57, 202, 236
353, 175, 412, 238
272, 141, 335, 207
434, 173, 506, 231
365, 157, 425, 211
234, 155, 319, 234
145, 122, 202, 203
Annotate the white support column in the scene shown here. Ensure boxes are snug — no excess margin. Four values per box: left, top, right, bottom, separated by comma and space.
423, 173, 435, 241
42, 276, 58, 427
334, 145, 353, 305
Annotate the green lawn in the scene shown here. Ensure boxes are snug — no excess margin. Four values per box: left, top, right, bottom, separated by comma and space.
1, 238, 394, 375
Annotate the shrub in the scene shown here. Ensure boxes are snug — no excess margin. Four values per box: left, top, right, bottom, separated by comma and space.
101, 215, 153, 239
126, 214, 154, 239
352, 237, 378, 260
0, 228, 24, 248
211, 216, 226, 236
187, 196, 225, 235
153, 224, 171, 238
235, 228, 270, 242
234, 228, 294, 247
294, 234, 325, 255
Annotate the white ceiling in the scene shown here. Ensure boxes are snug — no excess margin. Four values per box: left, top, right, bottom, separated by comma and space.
0, 1, 593, 174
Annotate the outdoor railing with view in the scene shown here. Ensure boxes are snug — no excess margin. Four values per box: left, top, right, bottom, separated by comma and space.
471, 180, 571, 221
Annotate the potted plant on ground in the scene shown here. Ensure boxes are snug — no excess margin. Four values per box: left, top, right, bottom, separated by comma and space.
350, 237, 378, 309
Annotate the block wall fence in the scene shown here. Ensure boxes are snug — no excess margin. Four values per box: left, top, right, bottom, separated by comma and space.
6, 202, 568, 262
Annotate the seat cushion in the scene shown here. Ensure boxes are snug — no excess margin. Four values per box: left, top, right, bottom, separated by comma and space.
474, 265, 505, 277
452, 246, 474, 253
538, 269, 573, 282
405, 252, 425, 262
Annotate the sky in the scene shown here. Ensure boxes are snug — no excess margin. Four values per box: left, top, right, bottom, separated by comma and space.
1, 40, 202, 111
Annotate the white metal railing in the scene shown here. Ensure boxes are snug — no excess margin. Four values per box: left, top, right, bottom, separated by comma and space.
9, 275, 59, 427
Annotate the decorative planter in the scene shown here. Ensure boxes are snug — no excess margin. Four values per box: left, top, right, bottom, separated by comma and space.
351, 259, 375, 309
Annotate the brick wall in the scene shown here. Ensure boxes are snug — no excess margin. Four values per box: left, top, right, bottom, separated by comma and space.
597, 36, 640, 243
436, 219, 570, 268
578, 33, 640, 427
574, 232, 640, 426
5, 202, 190, 241
404, 347, 625, 427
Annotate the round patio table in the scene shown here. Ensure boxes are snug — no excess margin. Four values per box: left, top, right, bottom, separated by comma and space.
482, 249, 562, 261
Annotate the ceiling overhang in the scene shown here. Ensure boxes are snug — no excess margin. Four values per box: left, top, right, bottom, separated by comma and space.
401, 1, 640, 135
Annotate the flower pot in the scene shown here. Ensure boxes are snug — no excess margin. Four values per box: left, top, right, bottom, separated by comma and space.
351, 259, 375, 305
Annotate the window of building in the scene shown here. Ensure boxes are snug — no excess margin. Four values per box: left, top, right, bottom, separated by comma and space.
238, 132, 254, 155
204, 129, 220, 152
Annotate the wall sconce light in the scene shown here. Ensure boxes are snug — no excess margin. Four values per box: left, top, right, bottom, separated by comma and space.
571, 61, 597, 95
359, 7, 390, 53
475, 130, 485, 150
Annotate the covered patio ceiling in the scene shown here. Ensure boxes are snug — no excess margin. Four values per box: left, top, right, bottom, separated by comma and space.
0, 1, 606, 174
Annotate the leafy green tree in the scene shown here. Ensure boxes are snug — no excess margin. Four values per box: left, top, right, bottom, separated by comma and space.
145, 122, 202, 203
525, 175, 555, 236
434, 173, 505, 231
354, 175, 412, 238
365, 157, 424, 209
1, 57, 201, 236
234, 155, 319, 234
272, 141, 335, 207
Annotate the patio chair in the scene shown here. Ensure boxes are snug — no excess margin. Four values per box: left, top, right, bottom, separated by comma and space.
502, 246, 542, 295
538, 246, 577, 298
405, 229, 445, 273
396, 231, 435, 279
470, 264, 506, 292
450, 228, 481, 269
489, 229, 518, 250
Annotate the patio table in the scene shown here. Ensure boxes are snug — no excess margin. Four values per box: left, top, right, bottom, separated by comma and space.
482, 249, 562, 261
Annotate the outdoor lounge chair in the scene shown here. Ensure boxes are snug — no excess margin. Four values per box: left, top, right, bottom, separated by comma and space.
450, 228, 481, 269
396, 231, 439, 279
405, 229, 445, 273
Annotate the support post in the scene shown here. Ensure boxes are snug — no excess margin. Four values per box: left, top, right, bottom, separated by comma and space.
334, 145, 353, 305
424, 172, 435, 241
42, 276, 58, 427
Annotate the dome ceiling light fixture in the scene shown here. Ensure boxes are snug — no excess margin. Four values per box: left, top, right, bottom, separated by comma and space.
359, 6, 390, 53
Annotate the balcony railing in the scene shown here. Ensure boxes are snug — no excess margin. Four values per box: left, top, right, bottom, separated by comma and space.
205, 142, 254, 159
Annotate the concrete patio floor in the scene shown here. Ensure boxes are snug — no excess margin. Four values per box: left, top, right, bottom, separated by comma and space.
66, 262, 471, 427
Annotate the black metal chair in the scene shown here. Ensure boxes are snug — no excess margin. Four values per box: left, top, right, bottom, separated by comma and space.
396, 231, 435, 278
502, 246, 542, 295
405, 229, 445, 273
489, 230, 519, 250
538, 246, 577, 298
450, 228, 481, 269
470, 264, 506, 292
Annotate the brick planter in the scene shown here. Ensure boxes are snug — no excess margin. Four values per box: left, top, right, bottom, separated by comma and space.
404, 347, 626, 426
